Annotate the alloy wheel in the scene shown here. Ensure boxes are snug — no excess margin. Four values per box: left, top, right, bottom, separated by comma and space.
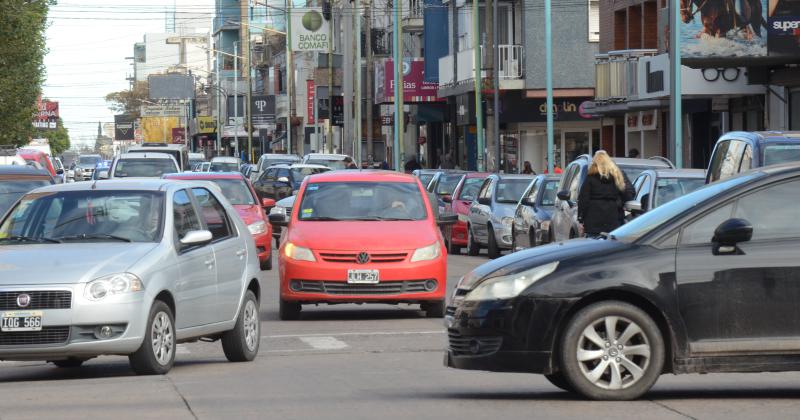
575, 316, 651, 390
243, 299, 259, 351
151, 312, 174, 366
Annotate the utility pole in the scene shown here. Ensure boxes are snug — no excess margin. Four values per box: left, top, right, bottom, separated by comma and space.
492, 0, 500, 172
545, 0, 553, 173
365, 0, 373, 166
327, 1, 335, 153
485, 0, 495, 172
234, 41, 240, 159
286, 0, 294, 154
392, 0, 404, 170
670, 0, 683, 168
246, 43, 253, 163
473, 0, 484, 171
355, 0, 363, 165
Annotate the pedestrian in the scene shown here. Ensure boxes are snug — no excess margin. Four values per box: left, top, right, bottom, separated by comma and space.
522, 161, 534, 174
344, 156, 358, 169
404, 155, 422, 172
543, 160, 563, 174
577, 150, 635, 238
380, 160, 389, 170
628, 148, 640, 158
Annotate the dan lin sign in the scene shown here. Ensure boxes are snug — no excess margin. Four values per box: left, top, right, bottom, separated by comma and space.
291, 8, 330, 52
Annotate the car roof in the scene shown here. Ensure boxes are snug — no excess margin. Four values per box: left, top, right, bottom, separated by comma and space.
306, 169, 417, 183
0, 166, 52, 177
267, 163, 329, 169
464, 172, 491, 178
31, 179, 183, 193
719, 131, 800, 144
117, 152, 175, 160
262, 153, 300, 159
304, 153, 348, 160
613, 157, 673, 168
211, 156, 240, 162
493, 173, 536, 180
128, 144, 187, 150
164, 172, 245, 180
650, 168, 706, 178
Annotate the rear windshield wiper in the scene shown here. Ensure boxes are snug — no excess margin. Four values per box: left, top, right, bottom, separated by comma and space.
300, 216, 342, 221
56, 234, 132, 242
0, 235, 61, 244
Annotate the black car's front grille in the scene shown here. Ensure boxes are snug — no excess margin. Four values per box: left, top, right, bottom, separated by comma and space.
0, 327, 70, 346
448, 330, 503, 356
0, 291, 72, 310
291, 280, 435, 295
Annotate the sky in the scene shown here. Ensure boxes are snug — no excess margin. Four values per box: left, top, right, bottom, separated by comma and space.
43, 0, 215, 148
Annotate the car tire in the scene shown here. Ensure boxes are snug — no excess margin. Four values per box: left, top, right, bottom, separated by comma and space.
544, 372, 574, 393
51, 358, 86, 368
487, 227, 500, 259
260, 254, 273, 271
279, 298, 301, 320
559, 301, 665, 401
222, 290, 260, 362
449, 242, 462, 255
467, 225, 480, 256
424, 300, 445, 318
129, 300, 176, 375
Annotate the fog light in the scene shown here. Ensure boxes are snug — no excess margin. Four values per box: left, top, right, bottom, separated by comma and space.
290, 281, 302, 292
469, 339, 481, 355
424, 280, 437, 292
97, 325, 113, 339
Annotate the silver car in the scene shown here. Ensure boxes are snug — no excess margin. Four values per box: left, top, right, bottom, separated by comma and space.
0, 179, 262, 374
466, 174, 535, 259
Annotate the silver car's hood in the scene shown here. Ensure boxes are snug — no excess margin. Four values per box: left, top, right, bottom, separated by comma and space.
0, 243, 159, 285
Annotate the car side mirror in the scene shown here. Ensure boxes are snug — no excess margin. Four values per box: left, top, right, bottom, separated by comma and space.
437, 213, 458, 226
262, 198, 276, 208
277, 176, 290, 184
522, 197, 535, 207
56, 168, 64, 175
624, 200, 643, 214
441, 194, 452, 203
97, 170, 109, 179
557, 190, 570, 201
713, 218, 752, 247
180, 230, 213, 247
478, 197, 491, 205
269, 213, 289, 227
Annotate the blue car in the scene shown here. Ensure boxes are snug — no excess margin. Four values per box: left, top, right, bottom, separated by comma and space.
90, 160, 112, 180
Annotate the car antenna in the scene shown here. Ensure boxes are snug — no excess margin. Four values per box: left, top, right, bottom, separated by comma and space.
91, 179, 98, 190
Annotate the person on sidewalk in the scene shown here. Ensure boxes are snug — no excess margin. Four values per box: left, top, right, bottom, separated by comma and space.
577, 150, 635, 238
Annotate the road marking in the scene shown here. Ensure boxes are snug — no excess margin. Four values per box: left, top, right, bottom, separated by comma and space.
265, 330, 444, 339
299, 336, 348, 350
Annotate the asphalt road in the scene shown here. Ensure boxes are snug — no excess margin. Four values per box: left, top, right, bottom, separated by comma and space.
2, 253, 800, 419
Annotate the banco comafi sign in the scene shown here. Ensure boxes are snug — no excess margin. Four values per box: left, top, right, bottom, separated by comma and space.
291, 8, 330, 52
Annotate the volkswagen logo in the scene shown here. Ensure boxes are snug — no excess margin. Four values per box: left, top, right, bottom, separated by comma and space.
16, 293, 31, 308
356, 252, 370, 264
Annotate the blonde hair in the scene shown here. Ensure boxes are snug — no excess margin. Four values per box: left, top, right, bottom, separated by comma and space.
588, 150, 626, 191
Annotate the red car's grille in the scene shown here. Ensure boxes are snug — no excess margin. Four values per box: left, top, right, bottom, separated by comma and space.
318, 252, 408, 263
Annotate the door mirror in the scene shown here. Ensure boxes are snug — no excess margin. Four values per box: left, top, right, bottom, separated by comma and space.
477, 197, 491, 205
269, 213, 289, 227
97, 170, 109, 179
557, 190, 571, 201
277, 176, 290, 184
441, 194, 452, 203
437, 213, 458, 226
262, 198, 276, 208
713, 218, 753, 246
624, 200, 643, 214
180, 230, 213, 246
521, 197, 535, 207
56, 168, 64, 175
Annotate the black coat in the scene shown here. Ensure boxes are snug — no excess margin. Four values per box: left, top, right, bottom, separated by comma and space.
577, 173, 635, 235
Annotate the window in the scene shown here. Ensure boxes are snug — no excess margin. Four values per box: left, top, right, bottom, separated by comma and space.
763, 144, 800, 166
733, 180, 800, 241
709, 140, 746, 182
568, 167, 583, 202
298, 182, 427, 221
478, 179, 493, 201
261, 168, 277, 181
588, 0, 600, 42
524, 179, 540, 204
457, 177, 485, 201
191, 188, 232, 240
636, 175, 652, 211
173, 190, 201, 240
541, 180, 559, 207
276, 168, 290, 181
740, 144, 753, 172
680, 203, 734, 245
496, 179, 531, 203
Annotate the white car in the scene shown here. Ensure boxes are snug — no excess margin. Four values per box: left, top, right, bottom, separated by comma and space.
210, 156, 242, 172
108, 153, 180, 179
0, 179, 262, 373
301, 153, 352, 170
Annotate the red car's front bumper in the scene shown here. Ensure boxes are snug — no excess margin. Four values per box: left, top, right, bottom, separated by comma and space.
450, 219, 469, 246
279, 250, 446, 303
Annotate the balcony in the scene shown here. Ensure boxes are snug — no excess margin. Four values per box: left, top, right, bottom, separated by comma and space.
402, 0, 424, 32
438, 45, 524, 91
594, 49, 657, 103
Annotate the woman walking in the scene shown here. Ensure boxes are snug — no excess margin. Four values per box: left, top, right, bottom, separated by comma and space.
577, 151, 635, 238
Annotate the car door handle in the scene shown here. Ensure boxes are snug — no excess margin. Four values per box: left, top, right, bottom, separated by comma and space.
204, 258, 215, 266
236, 249, 246, 258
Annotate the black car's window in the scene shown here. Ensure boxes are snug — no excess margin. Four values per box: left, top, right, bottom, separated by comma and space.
496, 179, 531, 203
173, 189, 202, 240
541, 180, 559, 207
680, 203, 734, 245
734, 179, 800, 241
191, 188, 233, 240
763, 144, 800, 166
457, 177, 484, 201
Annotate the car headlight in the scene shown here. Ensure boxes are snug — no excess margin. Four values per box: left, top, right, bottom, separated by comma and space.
465, 261, 559, 301
284, 242, 316, 262
501, 217, 514, 231
269, 206, 286, 216
248, 221, 267, 235
84, 273, 143, 301
410, 243, 441, 262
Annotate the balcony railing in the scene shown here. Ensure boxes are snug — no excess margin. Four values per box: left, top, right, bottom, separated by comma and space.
439, 45, 524, 88
402, 0, 424, 31
595, 49, 657, 102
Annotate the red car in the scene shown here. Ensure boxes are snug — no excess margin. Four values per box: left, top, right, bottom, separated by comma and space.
446, 172, 489, 254
270, 171, 450, 320
17, 149, 57, 178
164, 172, 275, 270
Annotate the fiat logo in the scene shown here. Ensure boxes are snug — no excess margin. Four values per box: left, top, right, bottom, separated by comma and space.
356, 252, 370, 264
16, 293, 31, 308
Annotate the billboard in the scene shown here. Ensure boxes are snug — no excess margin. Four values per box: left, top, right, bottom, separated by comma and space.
291, 8, 330, 52
141, 117, 180, 143
374, 58, 442, 104
197, 116, 216, 134
148, 74, 195, 100
251, 95, 276, 127
32, 99, 59, 130
768, 0, 800, 55
114, 114, 135, 140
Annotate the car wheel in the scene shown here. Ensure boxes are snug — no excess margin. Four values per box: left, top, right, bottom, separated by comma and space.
544, 372, 574, 393
279, 298, 301, 320
423, 300, 445, 318
260, 254, 273, 271
129, 300, 176, 375
487, 227, 500, 259
222, 290, 260, 362
559, 301, 664, 400
467, 225, 480, 256
449, 242, 462, 255
51, 358, 86, 368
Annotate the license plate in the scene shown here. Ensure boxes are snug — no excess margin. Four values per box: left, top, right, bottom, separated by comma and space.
347, 269, 380, 284
1, 311, 43, 332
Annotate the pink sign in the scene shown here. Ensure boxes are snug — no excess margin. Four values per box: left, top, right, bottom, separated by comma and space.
375, 58, 442, 104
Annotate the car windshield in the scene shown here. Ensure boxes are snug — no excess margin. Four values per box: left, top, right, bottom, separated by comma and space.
611, 173, 758, 242
0, 180, 52, 215
436, 174, 464, 195
306, 159, 347, 170
210, 162, 239, 172
290, 167, 329, 188
495, 179, 531, 203
619, 165, 653, 181
0, 191, 164, 243
763, 144, 800, 166
212, 179, 255, 205
114, 158, 177, 177
457, 177, 485, 201
653, 177, 705, 208
541, 180, 559, 207
79, 156, 100, 165
418, 174, 435, 188
299, 182, 427, 221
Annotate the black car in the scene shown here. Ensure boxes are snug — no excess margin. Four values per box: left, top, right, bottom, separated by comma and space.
446, 163, 800, 400
252, 164, 329, 200
511, 174, 560, 250
706, 131, 800, 183
0, 166, 54, 215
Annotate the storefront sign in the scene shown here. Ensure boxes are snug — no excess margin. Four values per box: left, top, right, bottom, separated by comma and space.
307, 80, 315, 125
251, 95, 276, 127
32, 99, 59, 130
768, 1, 800, 56
291, 8, 330, 52
197, 116, 216, 134
141, 103, 186, 118
171, 127, 186, 144
374, 58, 442, 104
114, 114, 135, 140
500, 95, 596, 124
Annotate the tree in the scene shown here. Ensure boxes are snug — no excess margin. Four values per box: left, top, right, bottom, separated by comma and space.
0, 0, 53, 146
105, 81, 149, 119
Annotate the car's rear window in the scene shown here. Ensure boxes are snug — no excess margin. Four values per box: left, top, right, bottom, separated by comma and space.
210, 162, 239, 172
457, 177, 485, 201
114, 159, 178, 177
763, 144, 800, 166
212, 179, 256, 205
541, 180, 559, 207
495, 179, 531, 203
436, 174, 464, 195
299, 182, 427, 221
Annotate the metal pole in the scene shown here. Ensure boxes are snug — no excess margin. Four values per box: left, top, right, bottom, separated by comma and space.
474, 0, 484, 171
216, 50, 221, 155
234, 41, 240, 158
327, 3, 334, 154
392, 0, 402, 170
246, 44, 253, 163
545, 0, 554, 174
492, 0, 500, 173
670, 0, 682, 168
365, 2, 373, 167
355, 0, 362, 166
286, 0, 293, 154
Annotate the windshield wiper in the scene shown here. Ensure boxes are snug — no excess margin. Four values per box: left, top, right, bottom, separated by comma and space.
0, 235, 61, 244
301, 216, 342, 221
55, 234, 132, 242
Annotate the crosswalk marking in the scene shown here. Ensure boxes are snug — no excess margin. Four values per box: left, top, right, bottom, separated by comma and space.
299, 336, 348, 350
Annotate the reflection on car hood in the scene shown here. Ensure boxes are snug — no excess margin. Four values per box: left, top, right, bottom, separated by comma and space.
491, 203, 518, 219
0, 243, 158, 285
290, 220, 438, 251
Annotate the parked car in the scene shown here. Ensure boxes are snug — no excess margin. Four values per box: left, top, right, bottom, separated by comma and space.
127, 144, 190, 172
446, 172, 490, 255
425, 170, 465, 209
269, 171, 456, 320
511, 174, 560, 251
210, 156, 242, 172
0, 179, 262, 373
706, 131, 800, 183
0, 166, 54, 215
466, 174, 535, 258
108, 153, 180, 179
252, 164, 330, 201
269, 195, 295, 248
301, 153, 352, 170
411, 169, 440, 190
252, 153, 301, 181
72, 154, 103, 181
446, 162, 800, 400
550, 154, 674, 242
50, 156, 67, 182
18, 149, 59, 181
164, 172, 275, 270
626, 169, 705, 217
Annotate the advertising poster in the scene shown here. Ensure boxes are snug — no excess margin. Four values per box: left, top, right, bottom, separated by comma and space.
290, 8, 330, 52
375, 58, 442, 103
768, 0, 800, 55
680, 0, 768, 58
141, 116, 180, 143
